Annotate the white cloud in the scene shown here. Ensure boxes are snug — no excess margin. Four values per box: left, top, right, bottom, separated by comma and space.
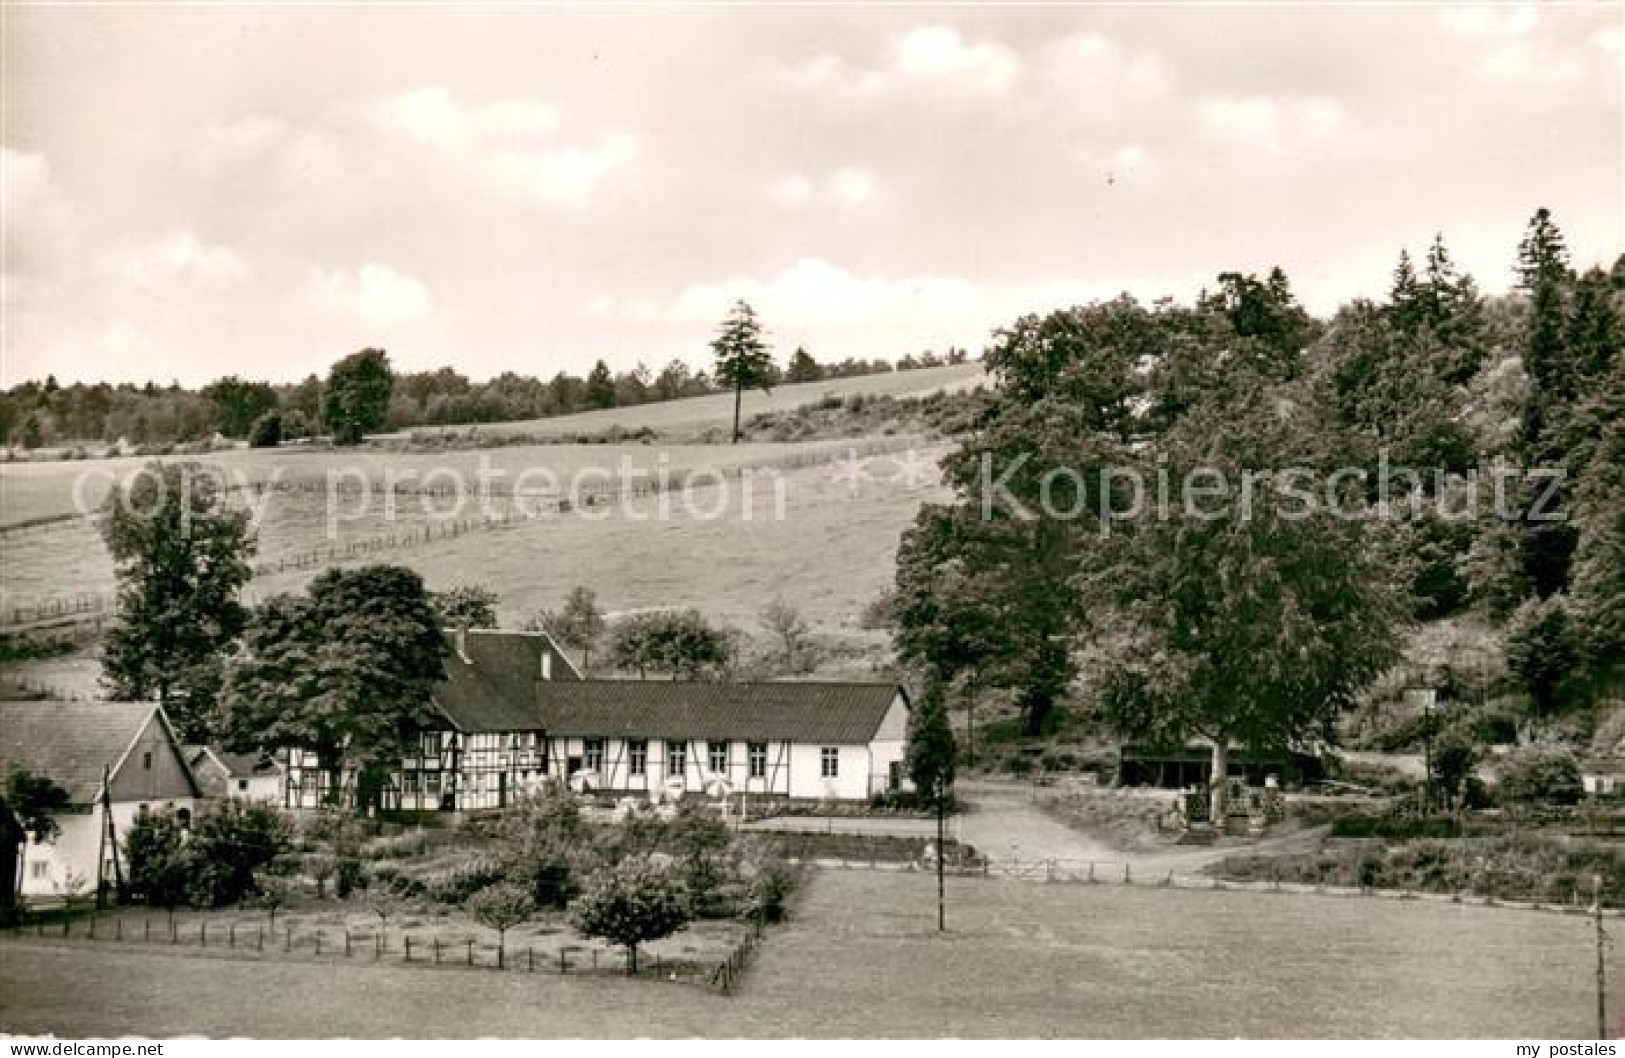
96, 231, 252, 290
827, 167, 878, 207
1437, 3, 1538, 38
373, 86, 562, 151
785, 25, 1020, 100
664, 258, 1122, 346
200, 116, 290, 167
1196, 94, 1349, 156
3, 147, 54, 216
1110, 144, 1152, 174
486, 132, 639, 210
1435, 3, 1596, 86
771, 167, 879, 209
1044, 33, 1174, 120
1478, 38, 1584, 83
369, 86, 634, 209
770, 173, 816, 207
893, 25, 1021, 96
309, 262, 434, 325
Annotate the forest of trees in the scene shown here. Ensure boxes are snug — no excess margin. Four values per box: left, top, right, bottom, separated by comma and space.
894, 208, 1624, 812
0, 342, 965, 453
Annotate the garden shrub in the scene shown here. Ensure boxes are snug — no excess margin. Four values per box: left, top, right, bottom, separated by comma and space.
1498, 746, 1585, 806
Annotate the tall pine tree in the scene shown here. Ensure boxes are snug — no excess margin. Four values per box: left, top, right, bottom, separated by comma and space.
710, 300, 773, 443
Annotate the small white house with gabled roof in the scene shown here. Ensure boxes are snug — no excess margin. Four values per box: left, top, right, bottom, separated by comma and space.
0, 701, 202, 899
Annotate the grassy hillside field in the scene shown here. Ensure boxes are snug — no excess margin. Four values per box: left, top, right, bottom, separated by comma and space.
390, 361, 987, 441
1, 870, 1613, 1037
0, 368, 979, 695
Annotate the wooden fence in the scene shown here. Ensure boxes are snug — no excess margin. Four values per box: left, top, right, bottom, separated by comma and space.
6, 909, 712, 983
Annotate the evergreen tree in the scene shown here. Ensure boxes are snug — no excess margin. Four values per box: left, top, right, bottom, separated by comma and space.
711, 300, 773, 443
1516, 208, 1575, 452
1389, 249, 1423, 333
100, 462, 256, 740
584, 360, 616, 410
785, 346, 822, 384
1570, 381, 1625, 683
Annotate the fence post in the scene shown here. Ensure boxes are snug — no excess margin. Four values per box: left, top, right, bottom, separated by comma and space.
145, 919, 151, 942
559, 949, 568, 974
1088, 861, 1096, 884
433, 937, 441, 965
405, 936, 413, 963
115, 918, 122, 941
201, 922, 207, 946
344, 929, 351, 957
315, 932, 322, 956
257, 927, 264, 952
528, 947, 534, 973
285, 926, 293, 952
467, 939, 474, 966
1124, 863, 1132, 886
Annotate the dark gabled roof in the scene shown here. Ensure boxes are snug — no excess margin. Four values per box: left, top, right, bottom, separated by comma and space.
0, 701, 163, 804
185, 744, 281, 779
533, 680, 905, 744
424, 630, 904, 743
432, 628, 578, 732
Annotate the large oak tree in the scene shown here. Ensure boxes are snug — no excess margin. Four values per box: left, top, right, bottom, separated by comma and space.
218, 564, 448, 809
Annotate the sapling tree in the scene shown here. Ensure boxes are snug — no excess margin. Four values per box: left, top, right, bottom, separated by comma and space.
467, 883, 535, 968
571, 859, 690, 974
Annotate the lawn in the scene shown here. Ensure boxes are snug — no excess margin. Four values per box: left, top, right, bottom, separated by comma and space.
2, 868, 1616, 1037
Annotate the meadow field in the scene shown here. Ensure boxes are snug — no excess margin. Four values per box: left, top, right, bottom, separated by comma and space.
390, 362, 987, 440
0, 364, 978, 643
1, 869, 1613, 1037
0, 435, 941, 618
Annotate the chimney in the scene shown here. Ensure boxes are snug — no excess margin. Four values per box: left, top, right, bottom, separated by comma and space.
456, 624, 471, 664
540, 647, 553, 681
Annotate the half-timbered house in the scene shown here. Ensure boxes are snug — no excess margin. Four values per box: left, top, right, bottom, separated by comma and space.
279, 628, 909, 811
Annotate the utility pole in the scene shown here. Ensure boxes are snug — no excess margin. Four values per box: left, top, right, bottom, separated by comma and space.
936, 786, 949, 936
1596, 874, 1608, 1040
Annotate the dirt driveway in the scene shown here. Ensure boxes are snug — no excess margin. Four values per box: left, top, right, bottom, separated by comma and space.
743, 779, 1323, 872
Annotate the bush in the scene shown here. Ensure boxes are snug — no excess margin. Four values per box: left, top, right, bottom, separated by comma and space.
748, 858, 796, 923
1498, 746, 1584, 806
249, 411, 283, 448
571, 859, 691, 974
124, 811, 190, 908
424, 858, 509, 906
185, 800, 293, 907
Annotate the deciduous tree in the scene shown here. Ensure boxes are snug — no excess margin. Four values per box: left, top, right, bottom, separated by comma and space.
606, 609, 728, 680
1083, 389, 1405, 822
322, 348, 394, 445
218, 565, 448, 809
431, 585, 500, 629
100, 462, 255, 740
467, 883, 536, 967
571, 859, 689, 974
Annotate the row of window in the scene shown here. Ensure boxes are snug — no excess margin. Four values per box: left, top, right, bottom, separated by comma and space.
295, 739, 845, 786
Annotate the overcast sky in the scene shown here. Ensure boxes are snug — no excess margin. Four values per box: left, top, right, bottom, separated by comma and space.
2, 3, 1620, 387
